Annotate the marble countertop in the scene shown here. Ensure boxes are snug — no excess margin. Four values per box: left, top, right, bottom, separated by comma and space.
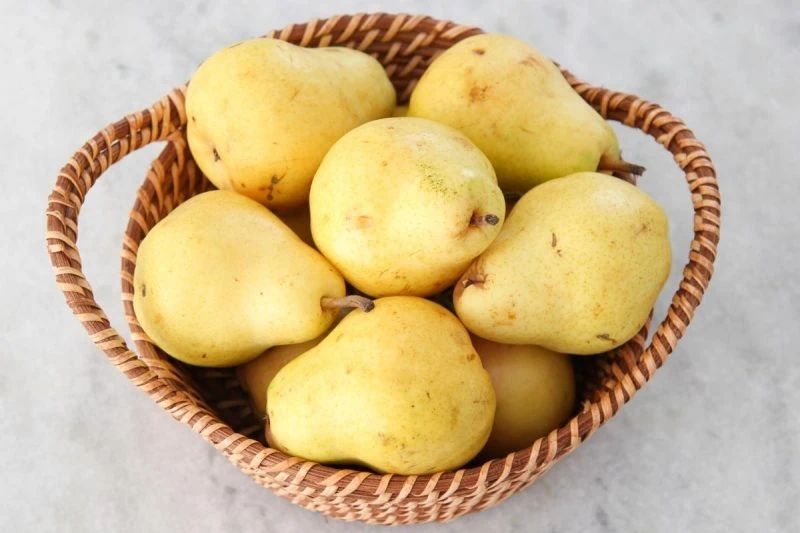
2, 1, 798, 531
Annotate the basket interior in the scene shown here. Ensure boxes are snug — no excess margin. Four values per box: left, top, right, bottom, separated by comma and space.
119, 17, 657, 467
122, 132, 651, 457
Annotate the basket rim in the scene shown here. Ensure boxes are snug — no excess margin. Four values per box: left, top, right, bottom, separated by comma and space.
46, 12, 720, 524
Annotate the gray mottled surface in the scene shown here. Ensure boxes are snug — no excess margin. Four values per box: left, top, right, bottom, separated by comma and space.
2, 1, 798, 531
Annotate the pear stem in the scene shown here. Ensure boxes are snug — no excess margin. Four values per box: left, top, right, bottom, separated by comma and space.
597, 154, 646, 176
470, 213, 500, 227
320, 295, 375, 313
461, 273, 487, 288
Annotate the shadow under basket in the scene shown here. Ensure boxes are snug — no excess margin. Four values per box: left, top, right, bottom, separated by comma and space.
46, 13, 721, 525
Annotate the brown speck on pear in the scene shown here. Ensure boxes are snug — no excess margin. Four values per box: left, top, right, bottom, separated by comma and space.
468, 84, 490, 103
596, 333, 617, 343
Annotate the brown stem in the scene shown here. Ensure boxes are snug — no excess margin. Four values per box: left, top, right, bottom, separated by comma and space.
470, 212, 500, 226
597, 154, 646, 176
320, 295, 375, 313
460, 273, 487, 288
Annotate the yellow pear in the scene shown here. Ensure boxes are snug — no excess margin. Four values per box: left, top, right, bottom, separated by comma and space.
454, 172, 671, 355
132, 190, 369, 367
277, 204, 314, 248
392, 104, 409, 117
267, 296, 496, 475
472, 336, 575, 459
186, 38, 396, 210
310, 117, 505, 297
237, 334, 325, 418
409, 33, 643, 192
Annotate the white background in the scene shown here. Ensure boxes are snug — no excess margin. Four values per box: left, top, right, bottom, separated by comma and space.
2, 1, 798, 531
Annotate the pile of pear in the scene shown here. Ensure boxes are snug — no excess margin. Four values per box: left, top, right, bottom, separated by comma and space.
133, 34, 671, 475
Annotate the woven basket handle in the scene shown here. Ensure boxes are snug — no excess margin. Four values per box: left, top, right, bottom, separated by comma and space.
46, 87, 189, 401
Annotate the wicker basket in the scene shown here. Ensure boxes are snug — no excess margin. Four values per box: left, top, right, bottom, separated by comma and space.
46, 13, 720, 525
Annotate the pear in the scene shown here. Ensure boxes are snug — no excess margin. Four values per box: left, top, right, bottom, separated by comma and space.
454, 172, 671, 355
237, 312, 352, 416
472, 336, 575, 459
267, 296, 496, 475
392, 105, 409, 117
132, 190, 373, 367
409, 33, 643, 192
277, 204, 314, 248
310, 117, 505, 297
237, 335, 325, 418
186, 38, 396, 210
